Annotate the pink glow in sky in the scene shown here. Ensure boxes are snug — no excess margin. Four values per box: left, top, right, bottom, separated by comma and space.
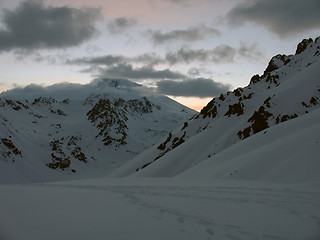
45, 0, 234, 23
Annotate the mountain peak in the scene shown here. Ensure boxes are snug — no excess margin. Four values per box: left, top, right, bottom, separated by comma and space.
94, 78, 141, 89
0, 79, 196, 182
113, 36, 320, 179
296, 37, 314, 55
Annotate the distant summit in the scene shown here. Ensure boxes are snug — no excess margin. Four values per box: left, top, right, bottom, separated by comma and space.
0, 78, 196, 183
93, 78, 141, 89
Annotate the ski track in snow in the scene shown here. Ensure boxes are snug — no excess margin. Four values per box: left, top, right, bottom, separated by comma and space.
17, 181, 319, 240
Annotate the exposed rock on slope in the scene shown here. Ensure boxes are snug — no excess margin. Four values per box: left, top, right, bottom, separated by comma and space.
112, 36, 320, 177
0, 79, 195, 183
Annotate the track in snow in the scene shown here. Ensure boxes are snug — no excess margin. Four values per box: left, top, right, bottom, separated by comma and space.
1, 179, 319, 240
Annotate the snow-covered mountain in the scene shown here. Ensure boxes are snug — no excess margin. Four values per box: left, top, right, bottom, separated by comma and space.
0, 78, 196, 183
112, 37, 320, 182
1, 38, 320, 240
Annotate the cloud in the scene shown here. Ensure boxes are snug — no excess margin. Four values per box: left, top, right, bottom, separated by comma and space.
69, 53, 162, 67
187, 67, 213, 77
166, 48, 210, 64
227, 0, 320, 37
160, 0, 193, 6
107, 17, 137, 34
165, 42, 263, 64
67, 43, 263, 79
187, 68, 202, 77
132, 53, 163, 66
150, 25, 220, 44
237, 41, 264, 60
100, 64, 185, 80
0, 0, 100, 51
68, 55, 125, 66
0, 78, 148, 100
156, 78, 231, 98
165, 45, 236, 64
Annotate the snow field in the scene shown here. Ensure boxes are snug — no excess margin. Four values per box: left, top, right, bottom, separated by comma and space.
0, 178, 319, 240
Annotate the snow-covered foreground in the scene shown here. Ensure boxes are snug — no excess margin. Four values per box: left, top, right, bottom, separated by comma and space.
1, 178, 320, 240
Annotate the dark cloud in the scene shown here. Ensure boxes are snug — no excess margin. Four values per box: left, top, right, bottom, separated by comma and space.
0, 78, 146, 100
237, 42, 264, 61
166, 45, 236, 64
0, 0, 100, 51
67, 42, 262, 78
162, 0, 192, 6
156, 78, 231, 98
132, 53, 163, 66
68, 53, 162, 67
67, 55, 125, 66
166, 48, 210, 64
100, 64, 184, 80
107, 17, 137, 34
227, 0, 320, 37
211, 45, 236, 62
165, 43, 263, 64
150, 25, 220, 44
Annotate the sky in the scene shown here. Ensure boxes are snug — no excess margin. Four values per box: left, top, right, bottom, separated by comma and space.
0, 0, 319, 110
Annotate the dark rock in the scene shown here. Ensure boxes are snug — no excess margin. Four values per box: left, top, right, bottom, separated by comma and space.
233, 88, 242, 97
157, 133, 172, 150
275, 114, 298, 124
218, 94, 225, 101
181, 122, 188, 131
1, 138, 22, 156
296, 38, 313, 55
201, 99, 218, 119
263, 97, 271, 108
249, 74, 260, 85
238, 106, 273, 139
224, 102, 244, 117
248, 106, 273, 134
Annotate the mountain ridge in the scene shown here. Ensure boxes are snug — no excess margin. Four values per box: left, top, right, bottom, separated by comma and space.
0, 78, 196, 183
111, 36, 320, 179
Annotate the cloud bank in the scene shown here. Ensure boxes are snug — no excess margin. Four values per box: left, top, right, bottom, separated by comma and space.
165, 43, 263, 64
0, 0, 100, 51
68, 55, 125, 66
100, 64, 184, 80
166, 45, 236, 64
1, 77, 231, 100
0, 78, 145, 100
156, 78, 231, 98
227, 0, 320, 37
68, 42, 263, 70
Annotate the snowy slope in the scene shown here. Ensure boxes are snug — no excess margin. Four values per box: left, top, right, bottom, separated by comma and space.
112, 37, 320, 179
179, 107, 320, 182
0, 78, 196, 183
1, 178, 319, 240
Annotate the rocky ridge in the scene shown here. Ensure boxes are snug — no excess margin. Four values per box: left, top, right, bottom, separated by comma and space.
129, 37, 320, 174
